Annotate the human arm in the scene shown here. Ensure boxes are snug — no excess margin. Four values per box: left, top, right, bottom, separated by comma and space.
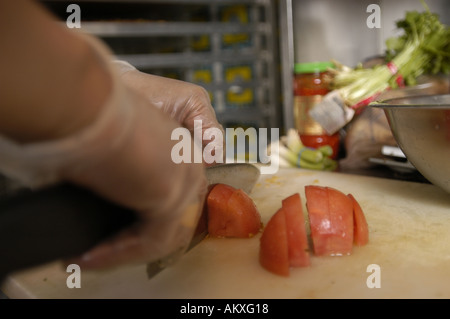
0, 0, 109, 143
0, 0, 206, 270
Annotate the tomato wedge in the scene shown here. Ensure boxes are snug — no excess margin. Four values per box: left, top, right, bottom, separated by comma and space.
259, 193, 310, 276
282, 194, 310, 267
206, 184, 234, 237
304, 185, 329, 256
259, 208, 290, 277
305, 185, 353, 256
348, 194, 369, 246
259, 187, 370, 276
207, 183, 261, 238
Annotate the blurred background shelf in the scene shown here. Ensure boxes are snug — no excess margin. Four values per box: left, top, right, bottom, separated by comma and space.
38, 0, 449, 169
41, 0, 282, 133
81, 21, 272, 36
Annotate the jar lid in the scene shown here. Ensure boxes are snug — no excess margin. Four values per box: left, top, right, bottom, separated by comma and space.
294, 61, 334, 74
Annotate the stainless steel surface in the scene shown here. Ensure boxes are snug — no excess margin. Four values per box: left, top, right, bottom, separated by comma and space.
381, 145, 406, 158
205, 163, 260, 194
368, 157, 416, 173
82, 21, 271, 37
368, 145, 415, 173
146, 163, 260, 279
278, 0, 295, 131
371, 94, 450, 194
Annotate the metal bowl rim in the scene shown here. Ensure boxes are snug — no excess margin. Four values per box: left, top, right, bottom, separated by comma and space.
370, 93, 450, 109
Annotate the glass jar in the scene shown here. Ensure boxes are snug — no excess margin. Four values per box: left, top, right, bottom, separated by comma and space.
293, 61, 340, 159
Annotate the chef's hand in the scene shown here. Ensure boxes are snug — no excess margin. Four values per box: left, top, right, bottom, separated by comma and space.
113, 61, 225, 165
0, 33, 206, 270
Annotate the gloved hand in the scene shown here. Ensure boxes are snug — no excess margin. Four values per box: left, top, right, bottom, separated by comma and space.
0, 32, 206, 270
113, 61, 225, 165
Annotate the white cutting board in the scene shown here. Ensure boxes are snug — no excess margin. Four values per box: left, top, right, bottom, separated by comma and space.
3, 167, 450, 299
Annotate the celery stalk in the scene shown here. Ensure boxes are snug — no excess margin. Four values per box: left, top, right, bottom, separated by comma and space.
299, 159, 325, 170
330, 3, 449, 109
300, 148, 323, 164
277, 143, 300, 167
285, 129, 304, 154
318, 145, 334, 157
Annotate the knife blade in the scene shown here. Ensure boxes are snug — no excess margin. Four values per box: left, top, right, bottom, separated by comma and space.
204, 163, 260, 194
0, 163, 260, 282
145, 163, 260, 279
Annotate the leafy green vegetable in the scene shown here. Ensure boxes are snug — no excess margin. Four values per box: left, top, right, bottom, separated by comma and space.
330, 0, 449, 108
268, 129, 337, 171
385, 1, 450, 85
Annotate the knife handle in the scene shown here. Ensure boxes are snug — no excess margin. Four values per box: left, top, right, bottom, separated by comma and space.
0, 183, 137, 281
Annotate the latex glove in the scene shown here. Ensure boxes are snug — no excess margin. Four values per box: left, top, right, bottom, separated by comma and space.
0, 33, 206, 270
112, 61, 225, 165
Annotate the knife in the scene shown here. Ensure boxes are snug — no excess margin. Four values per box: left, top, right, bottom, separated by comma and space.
0, 163, 260, 281
146, 163, 260, 279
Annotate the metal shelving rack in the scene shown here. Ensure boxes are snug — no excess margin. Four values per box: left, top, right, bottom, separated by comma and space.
277, 0, 295, 131
43, 0, 282, 130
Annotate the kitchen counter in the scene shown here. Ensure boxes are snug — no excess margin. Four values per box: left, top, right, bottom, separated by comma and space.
2, 167, 450, 299
340, 164, 430, 184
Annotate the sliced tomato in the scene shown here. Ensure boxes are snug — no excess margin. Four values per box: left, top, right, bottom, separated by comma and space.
305, 185, 353, 256
327, 187, 354, 255
206, 184, 235, 236
304, 185, 329, 256
348, 194, 369, 246
207, 183, 235, 208
282, 193, 310, 267
259, 208, 290, 277
207, 183, 261, 238
225, 189, 261, 237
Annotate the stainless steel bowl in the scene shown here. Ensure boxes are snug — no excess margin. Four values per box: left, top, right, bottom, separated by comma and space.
371, 94, 450, 194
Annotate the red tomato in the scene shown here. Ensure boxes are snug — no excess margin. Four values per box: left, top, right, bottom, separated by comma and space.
207, 183, 235, 208
304, 185, 329, 256
206, 184, 235, 234
282, 193, 310, 267
259, 208, 290, 277
305, 185, 353, 256
207, 184, 261, 238
348, 194, 369, 246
